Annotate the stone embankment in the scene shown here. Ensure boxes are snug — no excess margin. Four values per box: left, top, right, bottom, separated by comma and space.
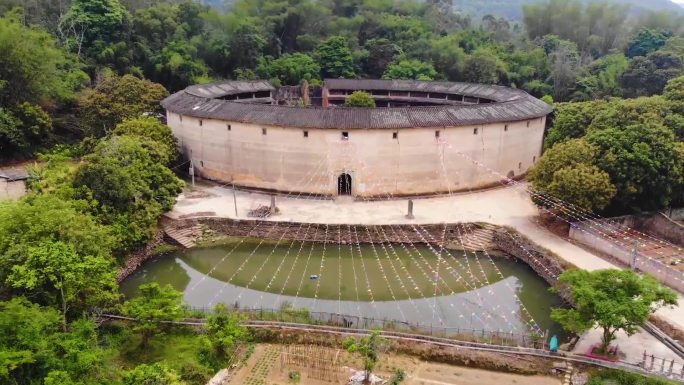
116, 228, 166, 283
128, 217, 569, 295
165, 217, 498, 251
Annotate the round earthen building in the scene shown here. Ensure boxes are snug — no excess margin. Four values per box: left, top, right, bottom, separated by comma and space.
161, 79, 552, 198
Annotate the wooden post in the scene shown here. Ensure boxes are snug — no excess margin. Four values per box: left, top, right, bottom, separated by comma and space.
669, 359, 674, 375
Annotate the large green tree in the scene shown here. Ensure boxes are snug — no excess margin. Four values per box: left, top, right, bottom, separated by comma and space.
315, 36, 355, 79
112, 116, 178, 166
462, 49, 507, 84
530, 139, 616, 213
121, 283, 186, 348
544, 164, 616, 214
0, 195, 114, 290
572, 54, 629, 100
7, 240, 117, 330
0, 297, 62, 383
627, 29, 670, 58
61, 0, 130, 60
586, 122, 683, 212
621, 47, 683, 97
0, 102, 52, 156
543, 100, 607, 149
73, 135, 183, 250
257, 53, 321, 86
362, 38, 402, 79
78, 73, 169, 137
383, 59, 437, 81
0, 298, 107, 384
0, 12, 87, 107
551, 269, 677, 355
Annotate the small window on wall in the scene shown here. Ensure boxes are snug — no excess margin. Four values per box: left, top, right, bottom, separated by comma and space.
473, 128, 478, 135
435, 130, 440, 138
227, 124, 231, 131
200, 161, 204, 167
199, 119, 203, 126
342, 131, 349, 140
518, 162, 522, 169
179, 115, 183, 122
303, 130, 309, 138
504, 124, 508, 132
533, 156, 536, 163
526, 121, 530, 127
262, 128, 267, 135
392, 132, 398, 139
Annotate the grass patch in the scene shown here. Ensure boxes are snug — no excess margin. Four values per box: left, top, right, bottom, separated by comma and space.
588, 369, 677, 385
194, 235, 283, 248
151, 243, 179, 255
103, 322, 217, 385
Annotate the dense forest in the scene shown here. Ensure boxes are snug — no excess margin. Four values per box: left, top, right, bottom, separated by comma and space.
0, 0, 683, 383
453, 0, 684, 22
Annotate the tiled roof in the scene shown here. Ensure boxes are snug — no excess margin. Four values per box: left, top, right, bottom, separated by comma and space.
185, 80, 275, 98
161, 79, 552, 129
324, 79, 522, 101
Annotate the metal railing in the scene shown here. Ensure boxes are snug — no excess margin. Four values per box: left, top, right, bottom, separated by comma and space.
183, 306, 547, 349
100, 314, 684, 382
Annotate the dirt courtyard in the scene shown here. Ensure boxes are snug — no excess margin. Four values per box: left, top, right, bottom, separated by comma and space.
227, 344, 561, 385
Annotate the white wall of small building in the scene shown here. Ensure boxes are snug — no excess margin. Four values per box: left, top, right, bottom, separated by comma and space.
167, 112, 545, 197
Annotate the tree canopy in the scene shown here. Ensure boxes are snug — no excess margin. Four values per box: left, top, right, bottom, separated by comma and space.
344, 91, 376, 107
383, 59, 437, 81
551, 269, 677, 354
121, 283, 186, 348
343, 330, 386, 384
78, 73, 169, 137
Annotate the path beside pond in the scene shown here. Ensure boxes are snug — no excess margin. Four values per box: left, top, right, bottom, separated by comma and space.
167, 182, 684, 362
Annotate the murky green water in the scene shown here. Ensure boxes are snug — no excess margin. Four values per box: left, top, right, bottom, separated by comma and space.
121, 239, 566, 337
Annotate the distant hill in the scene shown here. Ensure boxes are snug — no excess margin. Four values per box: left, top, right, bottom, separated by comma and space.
453, 0, 684, 22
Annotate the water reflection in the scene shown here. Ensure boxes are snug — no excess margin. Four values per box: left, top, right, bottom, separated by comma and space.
121, 246, 566, 336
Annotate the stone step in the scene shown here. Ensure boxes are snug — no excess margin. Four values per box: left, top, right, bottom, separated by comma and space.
163, 225, 201, 248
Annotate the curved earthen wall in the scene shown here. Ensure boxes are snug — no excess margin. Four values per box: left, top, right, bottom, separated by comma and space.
167, 112, 546, 197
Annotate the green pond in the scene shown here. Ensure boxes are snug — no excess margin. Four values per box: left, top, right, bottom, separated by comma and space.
121, 239, 566, 337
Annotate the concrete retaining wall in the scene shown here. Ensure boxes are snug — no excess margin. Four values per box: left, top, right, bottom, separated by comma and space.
665, 208, 684, 221
569, 224, 684, 293
173, 217, 473, 245
642, 213, 684, 247
0, 179, 26, 201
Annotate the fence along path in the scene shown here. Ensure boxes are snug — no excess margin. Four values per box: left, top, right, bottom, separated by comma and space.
100, 313, 684, 382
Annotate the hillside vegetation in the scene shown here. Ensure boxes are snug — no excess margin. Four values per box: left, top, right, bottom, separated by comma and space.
453, 0, 683, 22
0, 0, 683, 383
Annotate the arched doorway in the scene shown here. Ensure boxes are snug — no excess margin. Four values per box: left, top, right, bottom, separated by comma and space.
338, 173, 352, 195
